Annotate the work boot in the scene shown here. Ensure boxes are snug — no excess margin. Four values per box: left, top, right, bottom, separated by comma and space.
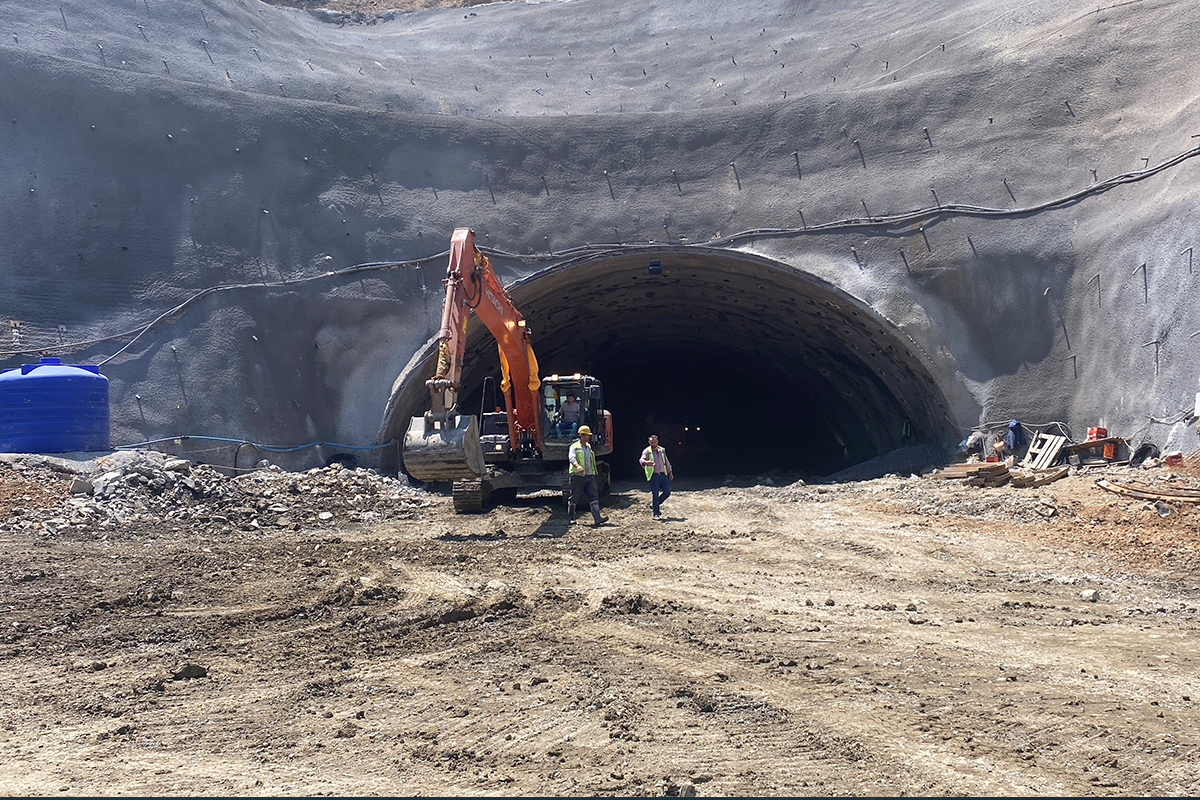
590, 502, 608, 526
566, 500, 576, 523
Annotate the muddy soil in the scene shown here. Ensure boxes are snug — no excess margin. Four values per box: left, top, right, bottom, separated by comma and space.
1, 465, 1199, 796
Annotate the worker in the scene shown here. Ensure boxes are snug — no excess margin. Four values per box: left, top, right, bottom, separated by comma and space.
567, 425, 608, 526
556, 392, 581, 439
639, 434, 674, 520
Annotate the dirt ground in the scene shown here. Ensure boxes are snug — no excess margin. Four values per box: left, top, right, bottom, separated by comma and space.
1, 459, 1199, 796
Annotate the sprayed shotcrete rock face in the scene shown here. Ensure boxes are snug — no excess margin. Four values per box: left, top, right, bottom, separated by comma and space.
381, 248, 952, 478
9, 0, 1200, 469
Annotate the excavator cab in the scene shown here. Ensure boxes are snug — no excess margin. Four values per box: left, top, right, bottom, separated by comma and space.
540, 375, 612, 455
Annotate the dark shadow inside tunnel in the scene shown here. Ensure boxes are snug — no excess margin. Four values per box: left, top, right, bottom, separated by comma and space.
583, 354, 846, 479
379, 246, 954, 479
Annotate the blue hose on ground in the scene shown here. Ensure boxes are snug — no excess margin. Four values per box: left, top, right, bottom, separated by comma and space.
117, 434, 397, 452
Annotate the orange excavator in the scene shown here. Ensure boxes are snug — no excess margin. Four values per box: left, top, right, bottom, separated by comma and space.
402, 228, 612, 512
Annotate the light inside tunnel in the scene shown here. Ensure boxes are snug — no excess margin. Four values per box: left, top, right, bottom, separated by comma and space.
381, 247, 953, 479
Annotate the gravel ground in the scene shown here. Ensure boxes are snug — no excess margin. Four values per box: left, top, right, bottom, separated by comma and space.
1, 456, 1198, 795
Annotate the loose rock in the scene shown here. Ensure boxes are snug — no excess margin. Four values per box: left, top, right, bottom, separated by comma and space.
172, 663, 208, 680
0, 452, 428, 539
334, 722, 361, 739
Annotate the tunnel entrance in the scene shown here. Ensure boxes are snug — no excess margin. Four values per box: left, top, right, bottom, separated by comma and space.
380, 247, 953, 479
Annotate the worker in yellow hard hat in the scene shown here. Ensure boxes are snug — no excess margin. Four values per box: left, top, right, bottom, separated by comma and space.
567, 425, 608, 526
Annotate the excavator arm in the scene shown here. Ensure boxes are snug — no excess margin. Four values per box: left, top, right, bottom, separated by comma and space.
403, 228, 543, 481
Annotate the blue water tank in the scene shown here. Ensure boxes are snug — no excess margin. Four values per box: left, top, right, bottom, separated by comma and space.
0, 357, 110, 453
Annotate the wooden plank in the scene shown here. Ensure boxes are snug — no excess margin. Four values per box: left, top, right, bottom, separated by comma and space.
1064, 437, 1124, 453
1009, 466, 1069, 488
1029, 466, 1069, 487
964, 465, 1010, 487
931, 462, 1007, 479
1009, 471, 1035, 487
1036, 436, 1061, 469
1095, 478, 1200, 503
1022, 433, 1053, 469
1029, 434, 1067, 470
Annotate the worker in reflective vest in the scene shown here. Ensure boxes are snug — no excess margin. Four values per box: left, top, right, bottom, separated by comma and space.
568, 426, 608, 526
639, 434, 674, 519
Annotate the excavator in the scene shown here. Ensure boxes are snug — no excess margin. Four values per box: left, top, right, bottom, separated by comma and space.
402, 228, 613, 513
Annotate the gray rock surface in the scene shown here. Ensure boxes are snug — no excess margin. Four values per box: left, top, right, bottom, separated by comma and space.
0, 450, 426, 537
172, 663, 209, 680
3, 0, 1199, 475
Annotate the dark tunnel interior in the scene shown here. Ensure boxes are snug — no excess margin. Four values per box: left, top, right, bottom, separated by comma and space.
578, 354, 846, 479
383, 248, 953, 480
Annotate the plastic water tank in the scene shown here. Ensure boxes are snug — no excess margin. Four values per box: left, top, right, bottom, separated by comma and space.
0, 357, 110, 453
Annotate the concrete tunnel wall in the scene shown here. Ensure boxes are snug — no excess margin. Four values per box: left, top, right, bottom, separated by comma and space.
3, 0, 1200, 476
379, 247, 952, 477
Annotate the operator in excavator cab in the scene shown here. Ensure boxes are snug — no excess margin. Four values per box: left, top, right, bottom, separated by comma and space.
567, 426, 608, 526
555, 392, 581, 439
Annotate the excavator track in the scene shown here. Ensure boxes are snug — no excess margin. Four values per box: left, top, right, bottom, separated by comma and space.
452, 479, 489, 514
597, 461, 612, 497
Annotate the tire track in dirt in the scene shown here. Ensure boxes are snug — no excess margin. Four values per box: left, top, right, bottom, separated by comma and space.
3, 475, 1200, 794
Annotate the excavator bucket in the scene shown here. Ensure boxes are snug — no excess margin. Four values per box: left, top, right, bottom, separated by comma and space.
402, 414, 485, 482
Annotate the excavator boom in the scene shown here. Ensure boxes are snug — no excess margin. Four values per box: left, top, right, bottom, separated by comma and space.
402, 228, 542, 482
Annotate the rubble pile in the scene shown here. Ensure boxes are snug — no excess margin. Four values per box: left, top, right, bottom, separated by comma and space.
0, 450, 429, 537
752, 474, 1080, 523
894, 487, 1072, 523
877, 473, 1081, 521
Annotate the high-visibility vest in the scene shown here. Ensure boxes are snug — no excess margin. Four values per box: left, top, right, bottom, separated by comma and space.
641, 445, 669, 480
569, 440, 595, 475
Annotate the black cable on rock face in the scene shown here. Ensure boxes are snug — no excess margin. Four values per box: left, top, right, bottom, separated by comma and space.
4, 143, 1196, 365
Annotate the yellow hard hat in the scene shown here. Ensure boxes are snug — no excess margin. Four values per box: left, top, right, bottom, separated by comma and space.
577, 425, 592, 435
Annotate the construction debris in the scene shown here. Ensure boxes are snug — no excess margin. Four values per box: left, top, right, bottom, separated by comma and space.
1022, 433, 1068, 470
0, 450, 428, 537
1064, 437, 1129, 467
1095, 477, 1200, 505
929, 461, 1067, 489
929, 462, 1007, 481
936, 421, 1135, 491
1009, 466, 1069, 488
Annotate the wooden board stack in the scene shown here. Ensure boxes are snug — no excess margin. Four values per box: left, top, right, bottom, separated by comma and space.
1009, 466, 1069, 488
929, 463, 1068, 489
930, 462, 1011, 486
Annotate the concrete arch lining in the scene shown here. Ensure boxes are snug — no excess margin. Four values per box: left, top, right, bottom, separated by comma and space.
379, 246, 954, 478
